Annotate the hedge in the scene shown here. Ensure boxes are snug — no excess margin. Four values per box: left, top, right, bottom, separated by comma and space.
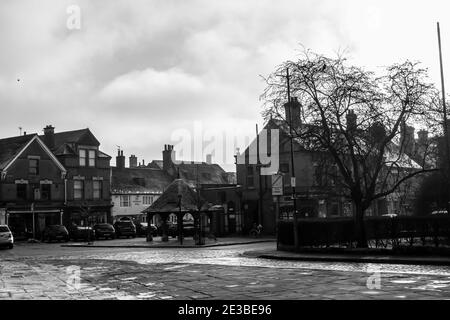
278, 215, 450, 248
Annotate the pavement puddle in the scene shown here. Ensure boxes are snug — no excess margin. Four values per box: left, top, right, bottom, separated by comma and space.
361, 291, 382, 295
163, 264, 189, 270
390, 280, 417, 284
145, 282, 164, 287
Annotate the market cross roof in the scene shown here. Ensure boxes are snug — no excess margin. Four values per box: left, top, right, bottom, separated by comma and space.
142, 178, 211, 214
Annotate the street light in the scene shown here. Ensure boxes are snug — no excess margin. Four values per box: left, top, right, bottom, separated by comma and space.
177, 193, 183, 245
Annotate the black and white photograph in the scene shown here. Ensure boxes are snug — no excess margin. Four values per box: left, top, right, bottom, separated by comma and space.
1, 0, 450, 310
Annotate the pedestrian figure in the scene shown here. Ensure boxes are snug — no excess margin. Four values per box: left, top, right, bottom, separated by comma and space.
250, 223, 262, 238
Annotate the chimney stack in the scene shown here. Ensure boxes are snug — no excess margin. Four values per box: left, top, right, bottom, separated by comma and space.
116, 149, 125, 169
43, 125, 55, 150
284, 97, 302, 129
163, 144, 176, 175
129, 155, 138, 168
417, 129, 429, 145
400, 121, 416, 156
346, 110, 357, 132
206, 154, 212, 165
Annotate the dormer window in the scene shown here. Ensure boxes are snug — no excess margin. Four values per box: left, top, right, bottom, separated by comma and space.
79, 149, 96, 167
79, 149, 86, 166
88, 150, 96, 167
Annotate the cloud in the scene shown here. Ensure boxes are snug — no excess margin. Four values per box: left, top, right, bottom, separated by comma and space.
98, 68, 204, 105
1, 0, 449, 171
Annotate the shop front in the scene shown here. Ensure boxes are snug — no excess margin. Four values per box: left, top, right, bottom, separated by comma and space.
6, 208, 63, 239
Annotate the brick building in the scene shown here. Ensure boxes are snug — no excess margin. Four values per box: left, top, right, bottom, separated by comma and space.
39, 126, 113, 225
237, 100, 423, 234
0, 125, 112, 239
0, 133, 66, 238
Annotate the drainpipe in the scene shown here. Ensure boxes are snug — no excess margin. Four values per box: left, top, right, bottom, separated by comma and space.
64, 178, 67, 205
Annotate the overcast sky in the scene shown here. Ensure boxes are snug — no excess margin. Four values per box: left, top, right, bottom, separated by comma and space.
1, 0, 450, 171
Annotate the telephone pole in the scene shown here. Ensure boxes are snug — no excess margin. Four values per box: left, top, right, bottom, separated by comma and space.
287, 68, 299, 248
437, 22, 450, 212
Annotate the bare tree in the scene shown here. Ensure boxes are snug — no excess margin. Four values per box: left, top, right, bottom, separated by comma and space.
261, 50, 440, 248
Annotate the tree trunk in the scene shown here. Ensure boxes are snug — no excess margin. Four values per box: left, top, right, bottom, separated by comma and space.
354, 203, 368, 248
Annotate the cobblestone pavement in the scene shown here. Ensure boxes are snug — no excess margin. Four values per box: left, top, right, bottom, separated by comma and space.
1, 242, 450, 300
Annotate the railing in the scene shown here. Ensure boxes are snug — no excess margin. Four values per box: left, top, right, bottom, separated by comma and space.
277, 215, 450, 250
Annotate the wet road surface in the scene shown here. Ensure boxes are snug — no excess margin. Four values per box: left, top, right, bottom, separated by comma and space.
1, 241, 450, 299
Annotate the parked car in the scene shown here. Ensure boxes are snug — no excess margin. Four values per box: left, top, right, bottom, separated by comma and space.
67, 224, 95, 241
93, 223, 116, 240
41, 225, 70, 243
135, 222, 157, 237
381, 214, 398, 218
118, 216, 133, 222
0, 225, 14, 249
113, 220, 136, 238
431, 209, 448, 215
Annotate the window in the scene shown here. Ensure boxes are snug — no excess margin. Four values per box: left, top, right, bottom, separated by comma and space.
93, 181, 102, 200
74, 180, 84, 200
120, 195, 131, 207
41, 184, 51, 201
29, 159, 39, 175
79, 149, 86, 166
88, 150, 96, 167
143, 195, 153, 205
246, 166, 255, 187
17, 184, 27, 200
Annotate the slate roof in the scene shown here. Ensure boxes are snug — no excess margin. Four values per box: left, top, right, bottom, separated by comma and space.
111, 167, 174, 194
147, 160, 229, 187
177, 162, 229, 187
39, 128, 110, 158
0, 134, 37, 170
53, 128, 99, 149
142, 179, 210, 213
256, 118, 422, 169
